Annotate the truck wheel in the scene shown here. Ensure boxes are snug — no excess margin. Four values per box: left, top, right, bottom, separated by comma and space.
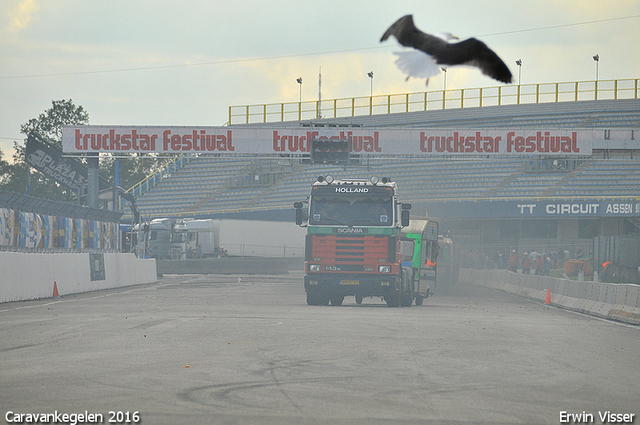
329, 294, 344, 306
306, 292, 319, 305
385, 290, 400, 307
400, 268, 413, 307
414, 295, 424, 306
355, 294, 363, 305
400, 291, 412, 307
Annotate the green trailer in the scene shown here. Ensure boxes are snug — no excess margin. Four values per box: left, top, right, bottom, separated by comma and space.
401, 219, 439, 305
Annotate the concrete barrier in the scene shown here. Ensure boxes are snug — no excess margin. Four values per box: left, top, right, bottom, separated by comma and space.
156, 257, 290, 275
0, 252, 157, 303
458, 268, 640, 325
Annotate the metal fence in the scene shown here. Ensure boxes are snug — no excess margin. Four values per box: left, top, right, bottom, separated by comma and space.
229, 78, 640, 125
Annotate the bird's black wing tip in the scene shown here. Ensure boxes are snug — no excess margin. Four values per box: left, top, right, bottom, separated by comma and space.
380, 14, 415, 43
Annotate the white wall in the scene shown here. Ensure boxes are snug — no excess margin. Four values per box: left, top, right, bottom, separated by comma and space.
458, 268, 640, 325
217, 219, 307, 257
0, 252, 156, 303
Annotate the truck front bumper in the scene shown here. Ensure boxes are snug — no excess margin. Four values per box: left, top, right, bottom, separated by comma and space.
305, 273, 399, 297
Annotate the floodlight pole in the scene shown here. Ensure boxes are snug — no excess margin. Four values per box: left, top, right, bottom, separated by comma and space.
441, 68, 447, 91
593, 54, 599, 100
515, 59, 522, 104
296, 77, 303, 120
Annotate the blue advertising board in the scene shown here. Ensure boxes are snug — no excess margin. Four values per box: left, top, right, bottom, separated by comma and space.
424, 199, 640, 219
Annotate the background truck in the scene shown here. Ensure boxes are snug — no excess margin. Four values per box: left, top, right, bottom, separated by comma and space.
177, 219, 220, 258
400, 219, 439, 305
294, 175, 418, 307
134, 218, 220, 259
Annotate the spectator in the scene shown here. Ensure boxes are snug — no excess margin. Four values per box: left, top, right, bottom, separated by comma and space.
521, 252, 532, 274
535, 253, 544, 275
478, 249, 488, 270
601, 261, 611, 281
508, 250, 518, 273
492, 252, 501, 269
543, 256, 552, 275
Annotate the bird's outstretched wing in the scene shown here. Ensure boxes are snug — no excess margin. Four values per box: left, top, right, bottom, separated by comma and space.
381, 15, 512, 84
381, 15, 450, 53
444, 38, 512, 84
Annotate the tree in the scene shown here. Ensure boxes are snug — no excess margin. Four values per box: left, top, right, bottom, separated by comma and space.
20, 99, 89, 148
0, 149, 10, 186
0, 100, 90, 200
21, 99, 170, 191
1, 99, 171, 202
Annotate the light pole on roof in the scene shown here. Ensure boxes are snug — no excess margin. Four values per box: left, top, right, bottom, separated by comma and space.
296, 77, 302, 103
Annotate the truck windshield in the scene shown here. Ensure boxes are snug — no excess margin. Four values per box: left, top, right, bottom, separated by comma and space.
309, 197, 394, 227
171, 231, 188, 243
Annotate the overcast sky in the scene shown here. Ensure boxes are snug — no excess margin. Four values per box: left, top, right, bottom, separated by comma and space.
1, 0, 639, 161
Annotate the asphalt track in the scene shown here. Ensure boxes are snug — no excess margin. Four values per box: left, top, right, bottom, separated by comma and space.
1, 271, 638, 425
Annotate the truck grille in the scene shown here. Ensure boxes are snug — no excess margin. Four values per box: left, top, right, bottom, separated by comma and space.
311, 234, 389, 264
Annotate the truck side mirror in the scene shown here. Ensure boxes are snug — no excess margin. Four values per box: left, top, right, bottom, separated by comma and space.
401, 210, 410, 227
295, 208, 304, 226
400, 203, 411, 227
294, 202, 304, 226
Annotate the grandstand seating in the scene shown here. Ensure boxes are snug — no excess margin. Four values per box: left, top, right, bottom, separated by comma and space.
134, 156, 640, 218
132, 98, 640, 219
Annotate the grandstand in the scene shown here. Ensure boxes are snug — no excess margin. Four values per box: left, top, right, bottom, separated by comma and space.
132, 98, 640, 220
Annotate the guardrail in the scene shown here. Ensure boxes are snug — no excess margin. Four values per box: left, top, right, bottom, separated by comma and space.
228, 78, 640, 125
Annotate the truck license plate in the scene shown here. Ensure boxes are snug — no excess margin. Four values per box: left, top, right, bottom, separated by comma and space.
340, 280, 359, 285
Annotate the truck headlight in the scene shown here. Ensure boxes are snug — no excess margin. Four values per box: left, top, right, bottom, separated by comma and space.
309, 264, 321, 272
378, 265, 391, 273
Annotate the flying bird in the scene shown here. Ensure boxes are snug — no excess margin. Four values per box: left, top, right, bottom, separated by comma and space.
381, 15, 512, 86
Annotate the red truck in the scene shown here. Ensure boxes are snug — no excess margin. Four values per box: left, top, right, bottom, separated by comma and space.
294, 175, 414, 307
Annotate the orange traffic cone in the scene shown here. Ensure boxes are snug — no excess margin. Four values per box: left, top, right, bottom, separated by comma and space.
52, 281, 60, 298
544, 288, 551, 305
